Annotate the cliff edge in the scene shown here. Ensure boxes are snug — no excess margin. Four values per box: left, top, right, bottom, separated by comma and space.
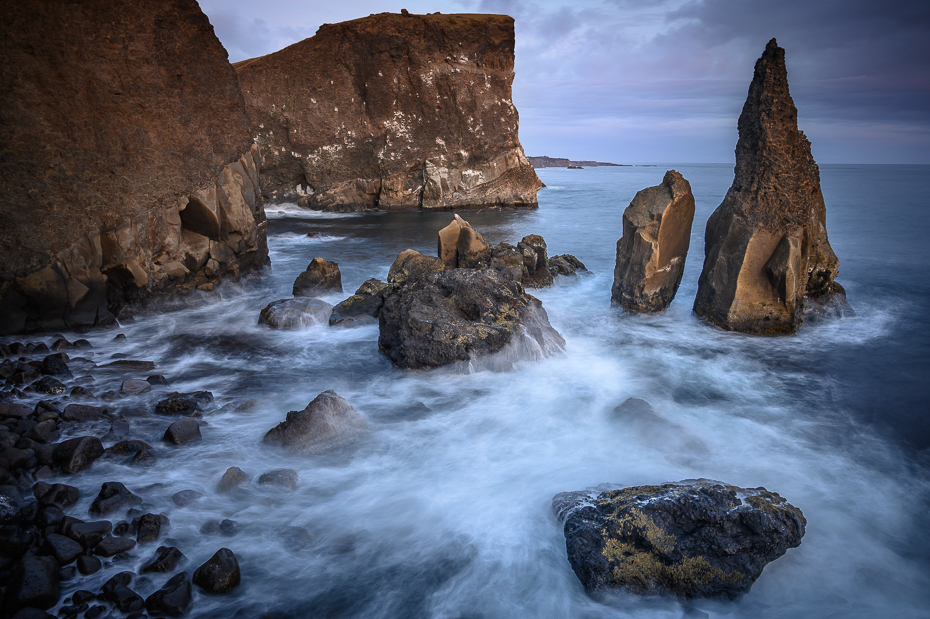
234, 11, 543, 211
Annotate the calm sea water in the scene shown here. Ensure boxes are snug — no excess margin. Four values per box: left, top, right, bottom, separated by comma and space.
7, 164, 930, 617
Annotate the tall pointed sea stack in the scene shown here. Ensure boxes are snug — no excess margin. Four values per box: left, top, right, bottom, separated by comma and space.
693, 39, 848, 334
234, 12, 543, 211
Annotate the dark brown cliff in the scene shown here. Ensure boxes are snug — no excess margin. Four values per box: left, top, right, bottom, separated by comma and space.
234, 11, 543, 211
693, 39, 847, 334
0, 0, 268, 334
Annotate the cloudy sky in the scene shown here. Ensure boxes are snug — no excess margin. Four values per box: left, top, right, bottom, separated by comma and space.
199, 0, 930, 164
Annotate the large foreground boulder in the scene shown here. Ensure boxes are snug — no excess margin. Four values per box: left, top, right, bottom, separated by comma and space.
264, 391, 368, 454
378, 268, 564, 369
553, 480, 806, 599
612, 170, 695, 312
693, 39, 849, 333
0, 0, 268, 334
234, 12, 542, 210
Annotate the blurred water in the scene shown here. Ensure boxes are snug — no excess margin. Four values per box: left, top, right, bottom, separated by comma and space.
7, 164, 930, 618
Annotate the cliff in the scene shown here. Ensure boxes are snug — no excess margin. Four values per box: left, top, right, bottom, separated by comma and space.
234, 11, 543, 211
0, 0, 268, 334
693, 39, 845, 334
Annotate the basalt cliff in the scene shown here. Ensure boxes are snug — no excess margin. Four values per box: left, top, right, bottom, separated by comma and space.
234, 12, 543, 211
0, 0, 268, 335
693, 39, 848, 334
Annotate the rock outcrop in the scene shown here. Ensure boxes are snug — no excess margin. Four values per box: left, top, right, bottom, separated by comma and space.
553, 480, 806, 599
693, 39, 848, 333
612, 171, 695, 312
293, 258, 342, 296
378, 268, 564, 369
0, 0, 268, 335
438, 216, 492, 269
234, 12, 543, 211
264, 391, 368, 454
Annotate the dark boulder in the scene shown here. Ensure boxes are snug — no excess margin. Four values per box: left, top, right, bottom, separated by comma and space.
171, 490, 203, 507
378, 268, 564, 369
258, 468, 298, 491
163, 418, 202, 446
145, 571, 193, 617
329, 279, 391, 326
553, 480, 806, 599
490, 242, 526, 282
67, 521, 112, 549
517, 234, 553, 288
95, 535, 136, 557
61, 404, 108, 423
155, 391, 214, 416
31, 377, 66, 395
76, 555, 101, 576
8, 556, 59, 611
38, 356, 71, 378
264, 391, 368, 454
100, 571, 144, 613
0, 524, 33, 558
120, 379, 151, 395
42, 533, 83, 565
217, 466, 249, 493
293, 257, 342, 296
135, 513, 163, 543
53, 437, 103, 474
140, 546, 186, 573
192, 548, 240, 594
258, 297, 332, 329
388, 250, 446, 286
88, 482, 141, 517
549, 254, 587, 277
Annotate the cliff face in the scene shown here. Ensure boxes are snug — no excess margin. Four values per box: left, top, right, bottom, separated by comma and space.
0, 0, 268, 334
234, 12, 543, 211
693, 39, 843, 334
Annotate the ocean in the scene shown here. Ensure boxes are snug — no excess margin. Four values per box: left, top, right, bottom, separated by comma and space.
5, 163, 929, 617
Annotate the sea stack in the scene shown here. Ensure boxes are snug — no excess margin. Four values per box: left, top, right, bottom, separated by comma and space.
234, 12, 543, 211
0, 0, 268, 335
693, 39, 848, 334
612, 170, 695, 312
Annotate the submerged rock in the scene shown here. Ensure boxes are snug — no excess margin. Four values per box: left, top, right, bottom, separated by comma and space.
217, 467, 250, 493
693, 40, 849, 333
329, 279, 392, 326
293, 257, 343, 296
612, 170, 695, 312
259, 298, 332, 330
264, 391, 368, 454
378, 268, 564, 369
553, 480, 806, 599
155, 391, 214, 416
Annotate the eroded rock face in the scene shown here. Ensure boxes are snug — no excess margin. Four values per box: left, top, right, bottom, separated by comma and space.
0, 0, 268, 335
553, 480, 806, 599
234, 12, 543, 211
378, 268, 564, 369
612, 170, 695, 312
693, 40, 847, 333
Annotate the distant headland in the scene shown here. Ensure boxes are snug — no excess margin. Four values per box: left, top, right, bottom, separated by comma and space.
528, 156, 629, 168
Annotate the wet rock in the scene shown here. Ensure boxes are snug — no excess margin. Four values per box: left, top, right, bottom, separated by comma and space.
694, 40, 848, 334
100, 360, 156, 371
388, 250, 445, 286
120, 380, 151, 396
192, 548, 240, 594
517, 234, 553, 288
35, 505, 64, 529
100, 571, 144, 613
438, 215, 491, 269
42, 533, 82, 565
549, 254, 588, 277
329, 279, 392, 326
171, 490, 203, 507
490, 242, 526, 282
800, 281, 855, 324
88, 482, 141, 517
113, 520, 133, 537
76, 555, 101, 576
31, 377, 66, 395
378, 268, 564, 369
135, 513, 162, 543
66, 386, 92, 400
258, 297, 333, 329
67, 521, 112, 549
264, 391, 368, 454
22, 420, 57, 443
258, 468, 298, 491
8, 555, 59, 611
146, 374, 169, 386
0, 403, 32, 419
293, 257, 343, 296
50, 339, 71, 351
145, 571, 193, 616
163, 418, 202, 446
155, 391, 214, 416
0, 524, 32, 558
217, 467, 249, 493
95, 535, 136, 557
553, 480, 806, 599
612, 170, 695, 312
219, 519, 239, 536
54, 437, 104, 474
37, 356, 71, 379
61, 404, 108, 423
1, 493, 20, 524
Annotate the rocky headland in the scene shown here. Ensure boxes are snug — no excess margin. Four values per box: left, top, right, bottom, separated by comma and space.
0, 0, 268, 336
234, 12, 543, 211
528, 156, 625, 168
693, 39, 851, 334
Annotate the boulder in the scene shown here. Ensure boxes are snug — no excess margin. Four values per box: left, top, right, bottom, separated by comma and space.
163, 418, 202, 446
553, 480, 806, 599
76, 555, 101, 576
388, 250, 446, 286
234, 12, 542, 210
192, 548, 240, 594
42, 533, 83, 565
120, 379, 151, 395
490, 242, 528, 282
38, 356, 72, 378
264, 391, 368, 454
693, 40, 850, 333
259, 297, 333, 329
100, 571, 144, 613
517, 235, 553, 288
140, 546, 186, 573
612, 170, 695, 312
54, 437, 104, 474
329, 279, 392, 326
95, 535, 136, 557
217, 466, 249, 493
145, 571, 193, 616
378, 268, 564, 369
67, 521, 112, 549
0, 0, 267, 335
135, 513, 163, 543
61, 404, 108, 423
292, 257, 343, 296
258, 468, 299, 491
172, 490, 204, 507
31, 377, 66, 395
8, 556, 59, 611
88, 481, 141, 517
33, 483, 79, 508
438, 215, 492, 269
154, 391, 214, 416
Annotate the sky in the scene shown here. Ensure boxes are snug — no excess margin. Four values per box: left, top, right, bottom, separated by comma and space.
198, 0, 930, 164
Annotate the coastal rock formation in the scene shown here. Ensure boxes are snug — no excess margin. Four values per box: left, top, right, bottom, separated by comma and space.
553, 480, 806, 599
388, 250, 446, 286
438, 216, 492, 269
258, 298, 332, 330
329, 279, 392, 326
693, 39, 848, 333
234, 12, 543, 210
549, 254, 587, 277
378, 268, 564, 369
517, 235, 553, 289
612, 171, 695, 312
293, 258, 342, 296
0, 0, 268, 335
264, 391, 368, 454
